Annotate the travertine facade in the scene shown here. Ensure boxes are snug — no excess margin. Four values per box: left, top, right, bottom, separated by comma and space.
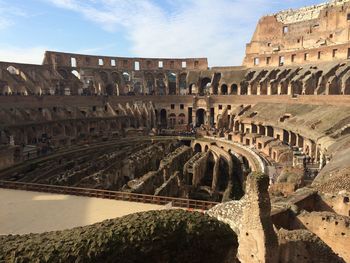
1, 0, 350, 262
244, 0, 350, 67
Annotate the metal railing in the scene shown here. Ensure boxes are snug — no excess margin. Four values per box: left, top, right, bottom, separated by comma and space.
0, 180, 218, 210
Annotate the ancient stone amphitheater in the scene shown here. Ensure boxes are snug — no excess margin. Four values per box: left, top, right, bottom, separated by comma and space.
1, 0, 350, 262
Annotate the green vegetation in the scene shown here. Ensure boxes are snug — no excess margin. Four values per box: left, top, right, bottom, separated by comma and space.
0, 210, 237, 263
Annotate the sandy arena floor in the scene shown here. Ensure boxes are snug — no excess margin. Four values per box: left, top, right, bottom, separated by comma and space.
0, 189, 165, 235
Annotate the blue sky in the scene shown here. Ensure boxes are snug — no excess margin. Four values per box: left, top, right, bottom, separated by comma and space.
0, 0, 325, 66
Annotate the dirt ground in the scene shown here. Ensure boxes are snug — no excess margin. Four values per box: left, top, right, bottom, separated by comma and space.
0, 189, 165, 235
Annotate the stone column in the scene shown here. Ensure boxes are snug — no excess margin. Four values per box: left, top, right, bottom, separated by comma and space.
248, 84, 252, 95
211, 156, 220, 191
237, 85, 242, 95
267, 85, 272, 95
257, 84, 261, 95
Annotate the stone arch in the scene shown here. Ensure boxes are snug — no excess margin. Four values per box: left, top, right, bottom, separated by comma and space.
194, 143, 202, 153
179, 73, 187, 95
231, 84, 238, 95
343, 77, 350, 94
291, 80, 303, 95
99, 71, 109, 84
168, 73, 177, 95
7, 66, 19, 75
71, 70, 80, 79
221, 84, 228, 95
145, 72, 155, 95
200, 78, 211, 96
111, 72, 121, 83
328, 81, 341, 95
156, 73, 166, 95
196, 108, 206, 127
122, 72, 130, 83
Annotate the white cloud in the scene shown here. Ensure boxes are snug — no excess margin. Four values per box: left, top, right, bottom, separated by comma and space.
0, 46, 46, 64
46, 0, 322, 66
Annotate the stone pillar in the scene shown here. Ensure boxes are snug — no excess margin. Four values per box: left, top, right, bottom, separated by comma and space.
237, 85, 242, 95
207, 173, 279, 263
257, 84, 261, 95
267, 85, 272, 95
248, 85, 252, 95
239, 173, 279, 263
211, 156, 220, 191
205, 110, 210, 126
176, 73, 180, 95
319, 152, 325, 169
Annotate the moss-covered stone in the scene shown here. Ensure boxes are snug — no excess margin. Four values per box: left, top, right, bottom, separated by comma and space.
0, 209, 237, 263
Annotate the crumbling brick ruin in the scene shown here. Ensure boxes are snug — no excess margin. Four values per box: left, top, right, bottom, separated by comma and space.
1, 0, 350, 262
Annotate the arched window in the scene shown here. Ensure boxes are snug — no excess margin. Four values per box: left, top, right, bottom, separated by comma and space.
179, 73, 187, 95
200, 78, 211, 96
168, 73, 177, 95
71, 70, 80, 79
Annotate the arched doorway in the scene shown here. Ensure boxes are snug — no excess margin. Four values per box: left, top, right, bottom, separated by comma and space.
231, 84, 238, 95
221, 84, 228, 95
196, 109, 206, 127
105, 84, 115, 95
160, 109, 167, 129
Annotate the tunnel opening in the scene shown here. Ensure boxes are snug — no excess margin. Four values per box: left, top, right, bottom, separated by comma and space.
217, 158, 229, 191
201, 152, 214, 187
